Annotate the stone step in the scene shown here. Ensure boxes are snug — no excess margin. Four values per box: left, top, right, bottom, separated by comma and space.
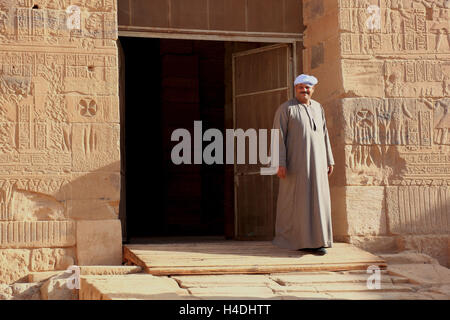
28, 266, 142, 283
272, 282, 418, 293
270, 272, 408, 286
387, 264, 450, 286
320, 291, 442, 300
187, 286, 277, 299
79, 274, 192, 300
172, 274, 277, 288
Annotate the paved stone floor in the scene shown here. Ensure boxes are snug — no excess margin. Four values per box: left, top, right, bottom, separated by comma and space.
78, 268, 450, 300
1, 250, 449, 300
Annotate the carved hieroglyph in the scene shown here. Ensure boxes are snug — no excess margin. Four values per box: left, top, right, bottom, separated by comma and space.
339, 0, 450, 254
342, 98, 450, 186
339, 0, 450, 98
340, 0, 450, 54
302, 0, 450, 265
0, 0, 120, 280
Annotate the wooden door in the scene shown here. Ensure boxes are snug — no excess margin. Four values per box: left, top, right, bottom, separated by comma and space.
232, 44, 293, 240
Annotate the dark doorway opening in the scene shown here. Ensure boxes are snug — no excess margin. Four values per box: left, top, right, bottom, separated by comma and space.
120, 37, 227, 240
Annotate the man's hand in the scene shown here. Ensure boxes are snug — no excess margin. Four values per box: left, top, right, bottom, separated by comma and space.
328, 165, 334, 176
277, 166, 287, 179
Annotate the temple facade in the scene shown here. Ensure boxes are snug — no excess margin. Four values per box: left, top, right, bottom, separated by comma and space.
0, 0, 448, 284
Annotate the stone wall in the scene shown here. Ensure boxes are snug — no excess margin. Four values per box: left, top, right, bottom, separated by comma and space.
0, 0, 121, 284
303, 0, 449, 266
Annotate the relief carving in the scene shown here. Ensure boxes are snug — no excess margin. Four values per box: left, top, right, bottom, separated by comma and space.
386, 185, 449, 234
0, 177, 69, 221
421, 98, 450, 145
385, 60, 445, 97
340, 0, 450, 54
344, 98, 449, 185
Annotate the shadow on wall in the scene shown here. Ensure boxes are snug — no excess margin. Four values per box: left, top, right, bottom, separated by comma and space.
322, 99, 449, 267
55, 162, 121, 221
0, 162, 121, 284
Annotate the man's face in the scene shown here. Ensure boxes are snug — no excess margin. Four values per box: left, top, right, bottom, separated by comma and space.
295, 83, 315, 104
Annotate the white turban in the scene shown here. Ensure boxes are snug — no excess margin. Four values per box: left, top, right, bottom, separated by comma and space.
294, 74, 318, 86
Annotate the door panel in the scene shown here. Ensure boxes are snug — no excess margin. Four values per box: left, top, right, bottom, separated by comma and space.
232, 44, 292, 240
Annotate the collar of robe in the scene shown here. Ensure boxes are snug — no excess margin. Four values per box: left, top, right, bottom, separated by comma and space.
297, 101, 317, 131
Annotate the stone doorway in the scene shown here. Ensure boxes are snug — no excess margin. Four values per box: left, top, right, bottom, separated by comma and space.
119, 37, 276, 242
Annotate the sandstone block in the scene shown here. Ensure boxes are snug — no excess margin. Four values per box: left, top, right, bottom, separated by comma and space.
0, 249, 30, 284
76, 220, 122, 265
342, 60, 384, 97
71, 123, 120, 172
345, 186, 387, 236
347, 235, 397, 253
188, 286, 276, 299
172, 274, 275, 288
79, 274, 190, 300
79, 265, 142, 276
380, 251, 440, 265
0, 284, 13, 300
396, 235, 449, 267
28, 271, 63, 283
386, 186, 449, 235
11, 283, 41, 300
0, 221, 76, 248
388, 264, 450, 286
67, 172, 120, 220
331, 186, 348, 237
30, 248, 76, 272
40, 272, 78, 300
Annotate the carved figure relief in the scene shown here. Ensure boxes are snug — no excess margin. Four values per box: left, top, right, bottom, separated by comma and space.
421, 99, 450, 145
340, 0, 450, 54
345, 98, 450, 186
385, 60, 445, 97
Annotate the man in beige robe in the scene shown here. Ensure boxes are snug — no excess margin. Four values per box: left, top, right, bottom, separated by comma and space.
272, 74, 334, 255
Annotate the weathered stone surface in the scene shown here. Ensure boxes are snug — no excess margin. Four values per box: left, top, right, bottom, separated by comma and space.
275, 291, 332, 300
270, 271, 396, 285
30, 247, 76, 271
188, 286, 276, 299
67, 172, 120, 220
28, 271, 63, 283
324, 291, 436, 300
429, 284, 450, 297
79, 274, 191, 300
342, 60, 385, 97
11, 283, 41, 300
76, 220, 122, 265
0, 249, 30, 284
71, 124, 120, 172
380, 251, 441, 265
40, 272, 78, 300
396, 235, 449, 267
274, 282, 416, 293
345, 187, 387, 236
0, 283, 13, 300
79, 265, 142, 276
346, 235, 398, 253
172, 275, 276, 288
388, 263, 450, 286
